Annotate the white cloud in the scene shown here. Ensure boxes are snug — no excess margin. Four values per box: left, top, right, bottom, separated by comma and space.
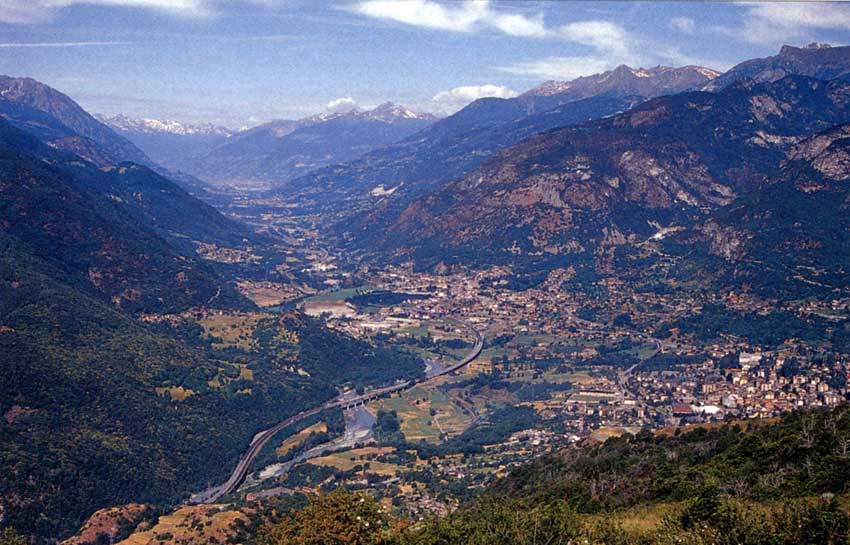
326, 97, 358, 112
671, 16, 696, 34
431, 84, 518, 114
351, 1, 646, 84
722, 2, 850, 45
351, 0, 553, 37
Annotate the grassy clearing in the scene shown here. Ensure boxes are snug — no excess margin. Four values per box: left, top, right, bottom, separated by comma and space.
301, 286, 370, 304
197, 312, 270, 350
310, 447, 399, 476
154, 386, 195, 401
236, 280, 301, 307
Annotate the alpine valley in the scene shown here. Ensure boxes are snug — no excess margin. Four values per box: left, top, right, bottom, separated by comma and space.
3, 12, 850, 545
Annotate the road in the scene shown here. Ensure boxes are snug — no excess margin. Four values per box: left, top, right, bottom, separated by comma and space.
194, 317, 483, 503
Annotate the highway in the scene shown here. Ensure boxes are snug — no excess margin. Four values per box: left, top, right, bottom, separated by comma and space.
196, 317, 483, 503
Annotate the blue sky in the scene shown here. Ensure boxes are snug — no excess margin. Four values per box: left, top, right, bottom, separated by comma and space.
1, 1, 849, 126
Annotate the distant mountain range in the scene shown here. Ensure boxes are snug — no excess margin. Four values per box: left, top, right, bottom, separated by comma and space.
523, 64, 720, 99
99, 114, 234, 137
97, 113, 235, 174
97, 66, 721, 189
184, 102, 438, 186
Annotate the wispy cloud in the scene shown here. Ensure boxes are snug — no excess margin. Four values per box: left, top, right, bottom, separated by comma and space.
494, 19, 639, 81
719, 2, 850, 46
0, 41, 133, 48
350, 0, 630, 47
671, 16, 696, 34
431, 84, 518, 114
0, 0, 208, 24
496, 56, 614, 81
0, 0, 285, 24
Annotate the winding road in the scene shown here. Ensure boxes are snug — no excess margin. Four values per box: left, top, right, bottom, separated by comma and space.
193, 317, 483, 503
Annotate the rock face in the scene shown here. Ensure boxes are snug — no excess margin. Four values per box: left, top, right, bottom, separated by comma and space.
189, 103, 438, 185
524, 65, 721, 100
0, 75, 151, 166
693, 122, 850, 297
703, 43, 850, 91
369, 76, 850, 271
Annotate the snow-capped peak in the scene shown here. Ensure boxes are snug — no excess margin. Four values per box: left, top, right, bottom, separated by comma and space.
97, 114, 234, 137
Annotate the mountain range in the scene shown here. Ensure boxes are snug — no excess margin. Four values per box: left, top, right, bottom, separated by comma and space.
271, 64, 720, 242
97, 114, 235, 174
372, 76, 850, 274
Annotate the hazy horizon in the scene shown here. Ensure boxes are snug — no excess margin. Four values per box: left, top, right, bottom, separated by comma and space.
3, 1, 850, 126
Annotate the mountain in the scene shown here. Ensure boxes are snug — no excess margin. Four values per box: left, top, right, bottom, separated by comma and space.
100, 115, 233, 137
0, 75, 151, 166
704, 43, 850, 91
283, 94, 642, 230
97, 114, 234, 173
189, 103, 438, 186
525, 64, 721, 99
369, 76, 850, 274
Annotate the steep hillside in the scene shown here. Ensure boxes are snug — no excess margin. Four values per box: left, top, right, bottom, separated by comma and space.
0, 241, 423, 540
190, 103, 437, 185
371, 77, 850, 273
687, 122, 850, 298
0, 119, 252, 312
